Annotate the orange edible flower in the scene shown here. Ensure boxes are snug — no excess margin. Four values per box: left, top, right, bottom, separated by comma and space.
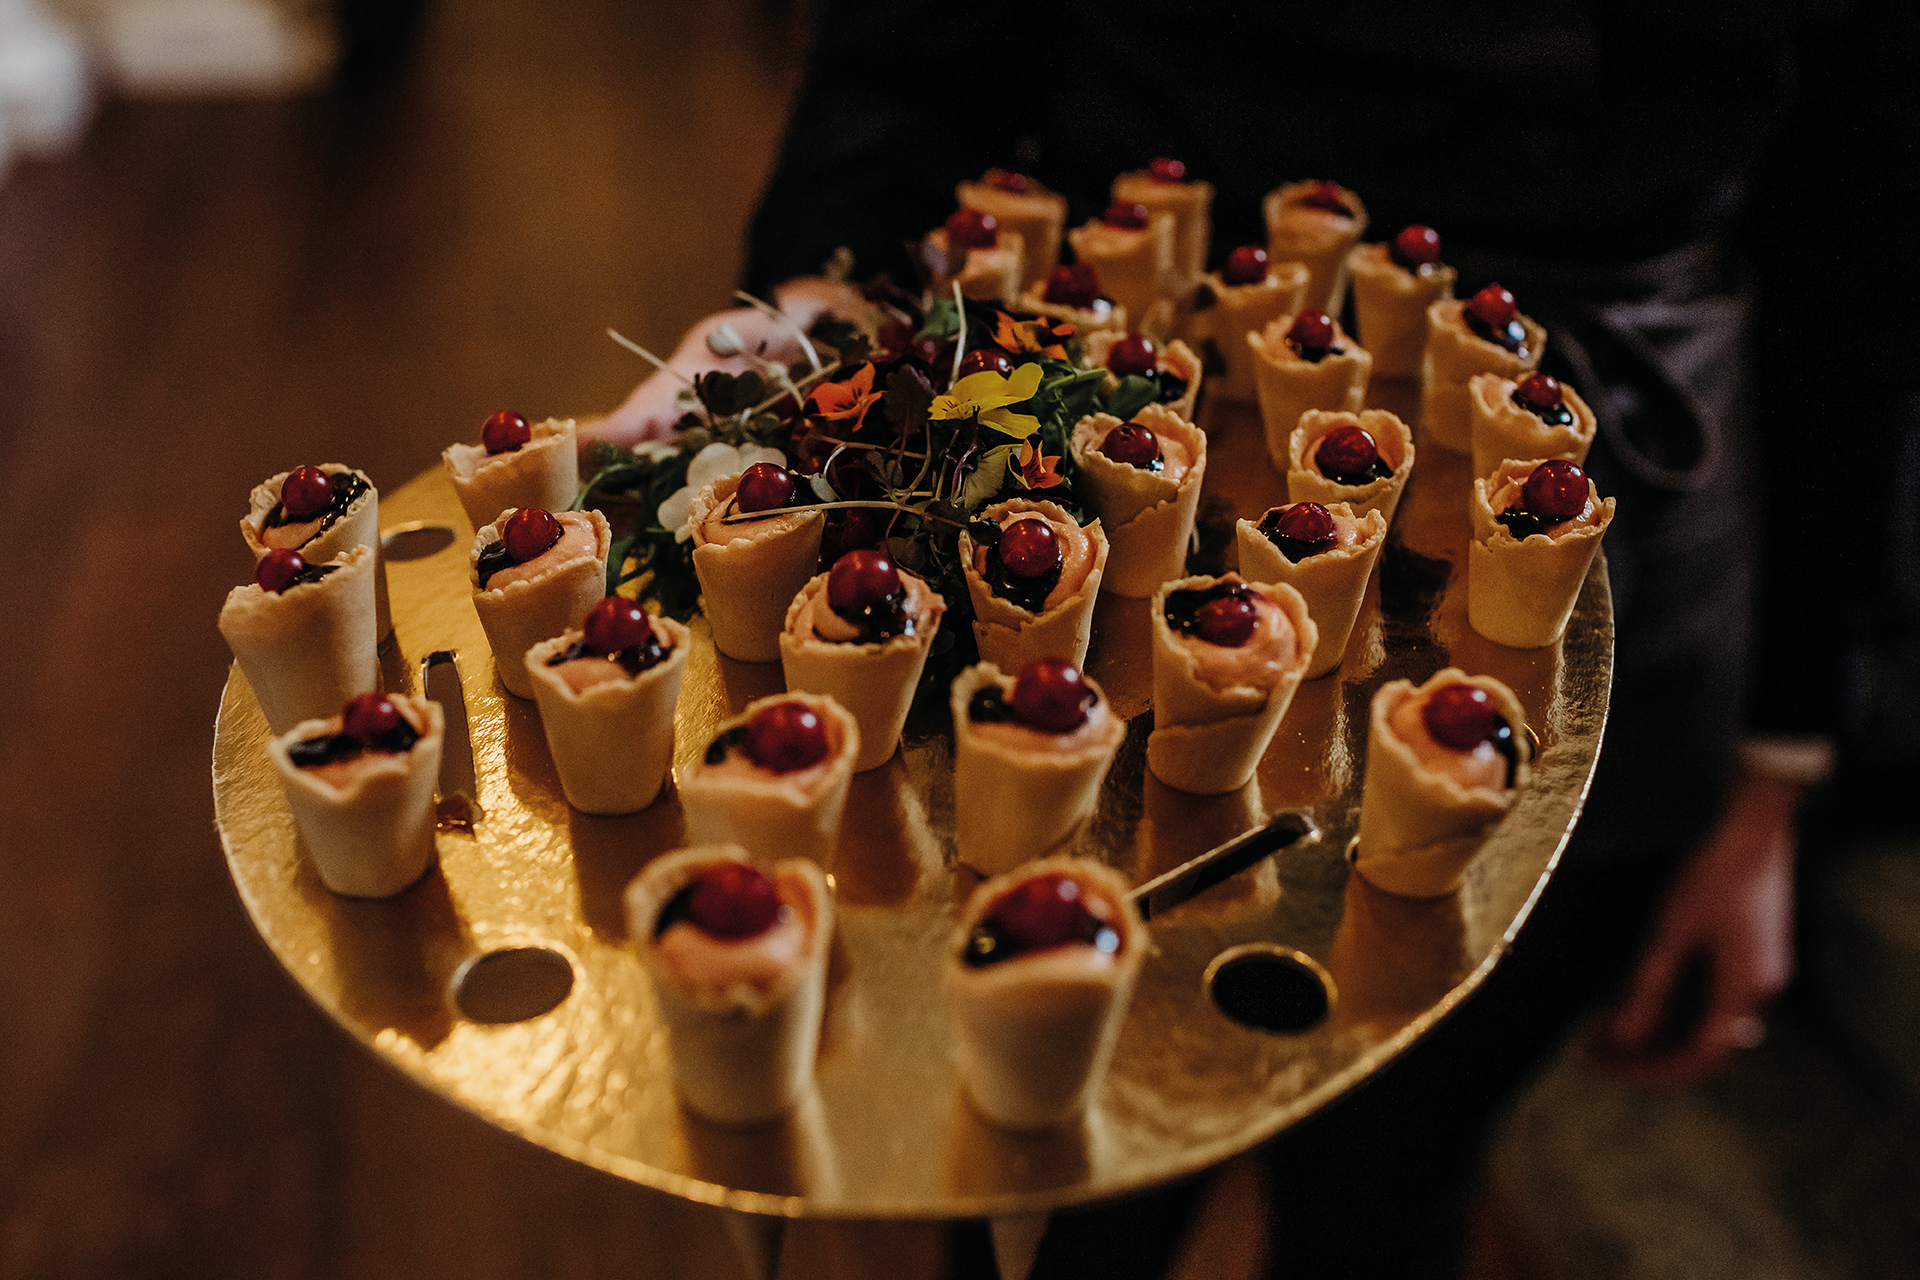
809, 363, 882, 432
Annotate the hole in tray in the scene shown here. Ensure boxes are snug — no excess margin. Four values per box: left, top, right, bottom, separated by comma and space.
453, 946, 575, 1023
381, 522, 458, 561
1206, 944, 1333, 1034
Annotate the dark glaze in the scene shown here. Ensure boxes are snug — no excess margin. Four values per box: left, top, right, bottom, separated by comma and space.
473, 540, 518, 590
827, 588, 911, 643
1256, 509, 1335, 562
545, 635, 674, 676
961, 913, 1120, 968
703, 725, 750, 766
286, 715, 420, 769
1465, 310, 1529, 355
1514, 390, 1575, 428
1164, 581, 1257, 638
263, 471, 370, 540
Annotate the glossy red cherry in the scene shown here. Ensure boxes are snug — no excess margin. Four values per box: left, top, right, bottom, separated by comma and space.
1315, 425, 1381, 481
1390, 224, 1442, 269
1099, 424, 1163, 469
1011, 658, 1094, 733
254, 548, 307, 594
1422, 684, 1505, 752
1513, 374, 1564, 413
1274, 502, 1337, 546
342, 692, 404, 744
957, 348, 1014, 379
1043, 262, 1101, 309
827, 549, 903, 614
744, 701, 831, 773
582, 596, 652, 655
1286, 310, 1336, 359
736, 462, 798, 513
1148, 157, 1187, 184
1223, 245, 1269, 286
502, 506, 562, 562
1103, 201, 1149, 230
985, 873, 1106, 954
997, 518, 1061, 578
482, 410, 531, 455
1193, 593, 1258, 647
685, 861, 782, 939
1467, 283, 1518, 329
946, 208, 998, 249
1299, 182, 1350, 214
1107, 335, 1157, 377
1521, 460, 1589, 524
280, 466, 333, 520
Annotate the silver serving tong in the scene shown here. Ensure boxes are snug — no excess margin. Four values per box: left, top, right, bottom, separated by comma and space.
422, 649, 483, 830
1127, 811, 1317, 920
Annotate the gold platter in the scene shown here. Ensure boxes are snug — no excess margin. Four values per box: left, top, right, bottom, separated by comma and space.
211, 388, 1611, 1219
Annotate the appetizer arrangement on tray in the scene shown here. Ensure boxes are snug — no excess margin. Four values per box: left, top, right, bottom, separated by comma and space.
211, 162, 1615, 1224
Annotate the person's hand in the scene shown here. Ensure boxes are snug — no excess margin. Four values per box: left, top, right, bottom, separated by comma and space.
1595, 766, 1801, 1084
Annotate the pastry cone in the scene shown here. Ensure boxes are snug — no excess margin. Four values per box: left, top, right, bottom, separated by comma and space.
523, 615, 691, 814
1286, 409, 1415, 526
470, 508, 612, 699
1236, 502, 1387, 680
926, 226, 1028, 307
1354, 669, 1530, 899
1467, 460, 1615, 649
1262, 181, 1369, 315
959, 499, 1110, 673
1015, 284, 1129, 338
624, 846, 833, 1125
442, 416, 580, 533
268, 695, 444, 898
1347, 243, 1456, 379
1188, 260, 1309, 403
1112, 168, 1215, 290
242, 463, 391, 638
679, 692, 859, 864
949, 663, 1127, 876
219, 544, 379, 736
1147, 574, 1316, 795
1067, 213, 1178, 332
945, 857, 1145, 1129
1080, 332, 1203, 422
1420, 299, 1546, 453
957, 173, 1068, 290
1069, 406, 1207, 599
778, 568, 946, 772
691, 474, 826, 663
1249, 315, 1372, 472
1468, 373, 1597, 480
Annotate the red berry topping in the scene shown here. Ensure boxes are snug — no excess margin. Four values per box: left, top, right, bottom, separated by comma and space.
1107, 335, 1158, 377
342, 692, 404, 744
957, 348, 1014, 380
1389, 224, 1442, 270
1286, 310, 1337, 359
1274, 502, 1337, 547
1193, 593, 1258, 647
1044, 263, 1102, 309
582, 596, 652, 656
736, 462, 798, 513
744, 701, 831, 773
1299, 182, 1351, 214
1422, 684, 1506, 752
1223, 244, 1269, 286
502, 506, 562, 562
827, 549, 903, 614
684, 861, 783, 940
1103, 201, 1150, 230
946, 208, 998, 249
1520, 460, 1589, 524
481, 410, 531, 455
255, 548, 307, 594
1011, 658, 1094, 733
1512, 374, 1564, 413
984, 873, 1109, 955
1148, 157, 1187, 184
1099, 424, 1163, 469
1467, 283, 1518, 329
997, 518, 1061, 578
280, 466, 333, 520
984, 169, 1030, 193
1315, 425, 1382, 483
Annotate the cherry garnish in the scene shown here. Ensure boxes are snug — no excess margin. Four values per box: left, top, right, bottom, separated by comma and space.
1263, 502, 1337, 561
736, 462, 798, 513
1223, 245, 1269, 286
1467, 283, 1517, 328
582, 596, 653, 656
1011, 658, 1095, 733
1043, 263, 1101, 309
1314, 425, 1383, 484
684, 862, 783, 940
827, 548, 903, 616
1148, 157, 1187, 184
1389, 225, 1442, 270
482, 410, 531, 455
1520, 460, 1589, 524
342, 692, 404, 745
280, 466, 334, 520
1422, 684, 1507, 753
963, 872, 1118, 966
984, 169, 1030, 193
957, 348, 1014, 380
1299, 182, 1351, 214
255, 548, 308, 594
1098, 424, 1163, 470
998, 518, 1061, 578
502, 506, 563, 562
946, 208, 998, 249
1103, 202, 1149, 230
744, 701, 831, 773
1192, 593, 1258, 647
1286, 310, 1337, 361
1107, 335, 1157, 377
1512, 374, 1564, 413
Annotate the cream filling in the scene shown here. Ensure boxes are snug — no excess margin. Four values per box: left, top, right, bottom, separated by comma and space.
1489, 478, 1603, 539
793, 573, 938, 644
972, 514, 1097, 614
555, 654, 636, 694
965, 683, 1118, 754
1388, 691, 1509, 792
261, 518, 325, 551
486, 511, 600, 590
1176, 588, 1298, 695
1095, 422, 1193, 485
298, 703, 429, 791
697, 494, 817, 547
1275, 204, 1354, 250
652, 869, 814, 994
1074, 223, 1149, 259
703, 740, 839, 788
966, 879, 1125, 972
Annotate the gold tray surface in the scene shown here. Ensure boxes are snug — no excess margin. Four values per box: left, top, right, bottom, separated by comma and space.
212, 389, 1612, 1219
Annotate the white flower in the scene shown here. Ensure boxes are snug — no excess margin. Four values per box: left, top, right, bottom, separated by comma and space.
657, 441, 788, 542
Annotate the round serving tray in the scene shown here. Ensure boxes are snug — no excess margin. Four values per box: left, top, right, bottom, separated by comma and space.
212, 387, 1611, 1220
